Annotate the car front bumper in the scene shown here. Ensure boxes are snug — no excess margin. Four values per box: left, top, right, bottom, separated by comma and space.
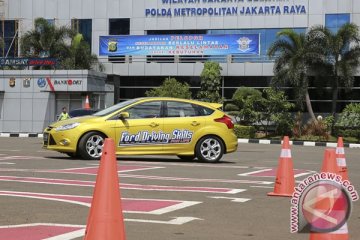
43, 128, 79, 153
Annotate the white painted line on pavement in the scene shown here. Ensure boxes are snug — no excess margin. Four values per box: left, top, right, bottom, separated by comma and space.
227, 189, 247, 194
0, 223, 85, 228
44, 229, 85, 240
238, 168, 273, 176
0, 223, 85, 240
0, 168, 34, 172
145, 200, 201, 215
89, 162, 256, 169
294, 171, 315, 178
0, 162, 15, 165
208, 196, 251, 203
120, 174, 274, 185
125, 217, 202, 225
120, 166, 165, 173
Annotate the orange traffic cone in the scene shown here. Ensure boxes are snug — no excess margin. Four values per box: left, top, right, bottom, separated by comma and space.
309, 223, 349, 240
321, 149, 340, 174
336, 137, 349, 181
268, 136, 295, 197
84, 138, 126, 240
84, 95, 91, 110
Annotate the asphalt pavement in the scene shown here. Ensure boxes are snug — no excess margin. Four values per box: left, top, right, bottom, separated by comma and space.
0, 137, 358, 240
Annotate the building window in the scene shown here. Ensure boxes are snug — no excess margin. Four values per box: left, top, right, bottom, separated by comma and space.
72, 19, 92, 49
0, 20, 19, 57
325, 14, 350, 32
109, 18, 130, 35
108, 19, 130, 62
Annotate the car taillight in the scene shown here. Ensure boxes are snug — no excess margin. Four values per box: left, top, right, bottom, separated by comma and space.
214, 115, 234, 129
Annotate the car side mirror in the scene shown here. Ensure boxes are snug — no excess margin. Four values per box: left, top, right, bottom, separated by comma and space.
119, 112, 130, 119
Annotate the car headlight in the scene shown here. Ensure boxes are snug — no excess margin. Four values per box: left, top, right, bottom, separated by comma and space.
55, 122, 80, 132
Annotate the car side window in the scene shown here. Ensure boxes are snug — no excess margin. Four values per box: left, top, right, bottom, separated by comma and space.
127, 101, 161, 119
166, 101, 197, 117
196, 105, 215, 116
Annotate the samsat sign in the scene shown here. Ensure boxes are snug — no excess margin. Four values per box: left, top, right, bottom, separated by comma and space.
53, 80, 82, 85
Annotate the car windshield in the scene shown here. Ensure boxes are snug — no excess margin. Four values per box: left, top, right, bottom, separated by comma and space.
93, 98, 141, 117
69, 109, 97, 117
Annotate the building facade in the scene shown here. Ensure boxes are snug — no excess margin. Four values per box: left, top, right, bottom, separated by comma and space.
2, 0, 360, 115
0, 70, 108, 133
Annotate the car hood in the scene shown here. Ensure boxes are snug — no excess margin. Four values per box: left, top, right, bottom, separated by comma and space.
49, 116, 101, 127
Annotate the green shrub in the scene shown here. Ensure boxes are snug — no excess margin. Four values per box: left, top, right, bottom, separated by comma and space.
334, 103, 360, 140
224, 103, 239, 111
333, 127, 360, 141
145, 78, 192, 99
234, 125, 256, 138
303, 120, 330, 141
231, 87, 264, 125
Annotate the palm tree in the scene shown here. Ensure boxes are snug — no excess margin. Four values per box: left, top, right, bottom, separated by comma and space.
20, 18, 73, 69
20, 18, 103, 71
308, 23, 360, 116
62, 33, 103, 70
268, 29, 321, 122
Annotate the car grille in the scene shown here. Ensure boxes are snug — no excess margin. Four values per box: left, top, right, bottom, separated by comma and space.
43, 133, 56, 146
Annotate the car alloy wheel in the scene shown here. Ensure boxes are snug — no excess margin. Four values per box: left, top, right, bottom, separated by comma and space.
79, 131, 106, 160
196, 136, 224, 163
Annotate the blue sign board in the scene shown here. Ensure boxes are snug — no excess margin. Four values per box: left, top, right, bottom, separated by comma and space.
99, 34, 260, 56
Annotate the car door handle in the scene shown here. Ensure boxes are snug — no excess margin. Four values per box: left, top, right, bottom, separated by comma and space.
191, 121, 200, 126
149, 122, 159, 127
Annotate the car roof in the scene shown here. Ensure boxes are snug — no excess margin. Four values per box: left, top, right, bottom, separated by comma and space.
69, 108, 98, 112
135, 97, 222, 110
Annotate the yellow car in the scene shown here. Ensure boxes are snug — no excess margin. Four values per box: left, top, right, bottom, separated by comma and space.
43, 97, 238, 163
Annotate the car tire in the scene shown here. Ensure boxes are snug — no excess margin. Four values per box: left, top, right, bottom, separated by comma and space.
78, 131, 106, 160
177, 155, 195, 161
195, 135, 224, 163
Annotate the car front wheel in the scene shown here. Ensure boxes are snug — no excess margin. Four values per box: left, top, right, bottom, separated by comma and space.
195, 136, 224, 163
78, 131, 106, 160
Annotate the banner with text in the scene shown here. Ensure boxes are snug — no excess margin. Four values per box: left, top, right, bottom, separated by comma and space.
99, 34, 260, 56
145, 0, 307, 17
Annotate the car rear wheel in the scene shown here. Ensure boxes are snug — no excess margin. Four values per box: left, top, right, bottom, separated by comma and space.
195, 136, 224, 163
78, 131, 106, 160
177, 155, 195, 161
